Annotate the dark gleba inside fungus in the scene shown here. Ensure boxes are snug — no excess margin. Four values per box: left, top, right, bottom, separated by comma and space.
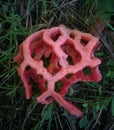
14, 26, 102, 118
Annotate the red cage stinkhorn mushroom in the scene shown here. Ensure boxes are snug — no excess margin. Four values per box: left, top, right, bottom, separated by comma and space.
14, 25, 102, 118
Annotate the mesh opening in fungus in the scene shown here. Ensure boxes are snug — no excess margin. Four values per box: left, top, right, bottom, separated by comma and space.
83, 66, 92, 76
80, 35, 91, 46
61, 43, 81, 65
70, 32, 75, 39
50, 29, 62, 41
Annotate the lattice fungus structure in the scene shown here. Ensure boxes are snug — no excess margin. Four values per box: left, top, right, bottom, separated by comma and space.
14, 26, 102, 118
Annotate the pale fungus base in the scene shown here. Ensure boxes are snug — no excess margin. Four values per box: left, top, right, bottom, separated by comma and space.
14, 26, 102, 118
